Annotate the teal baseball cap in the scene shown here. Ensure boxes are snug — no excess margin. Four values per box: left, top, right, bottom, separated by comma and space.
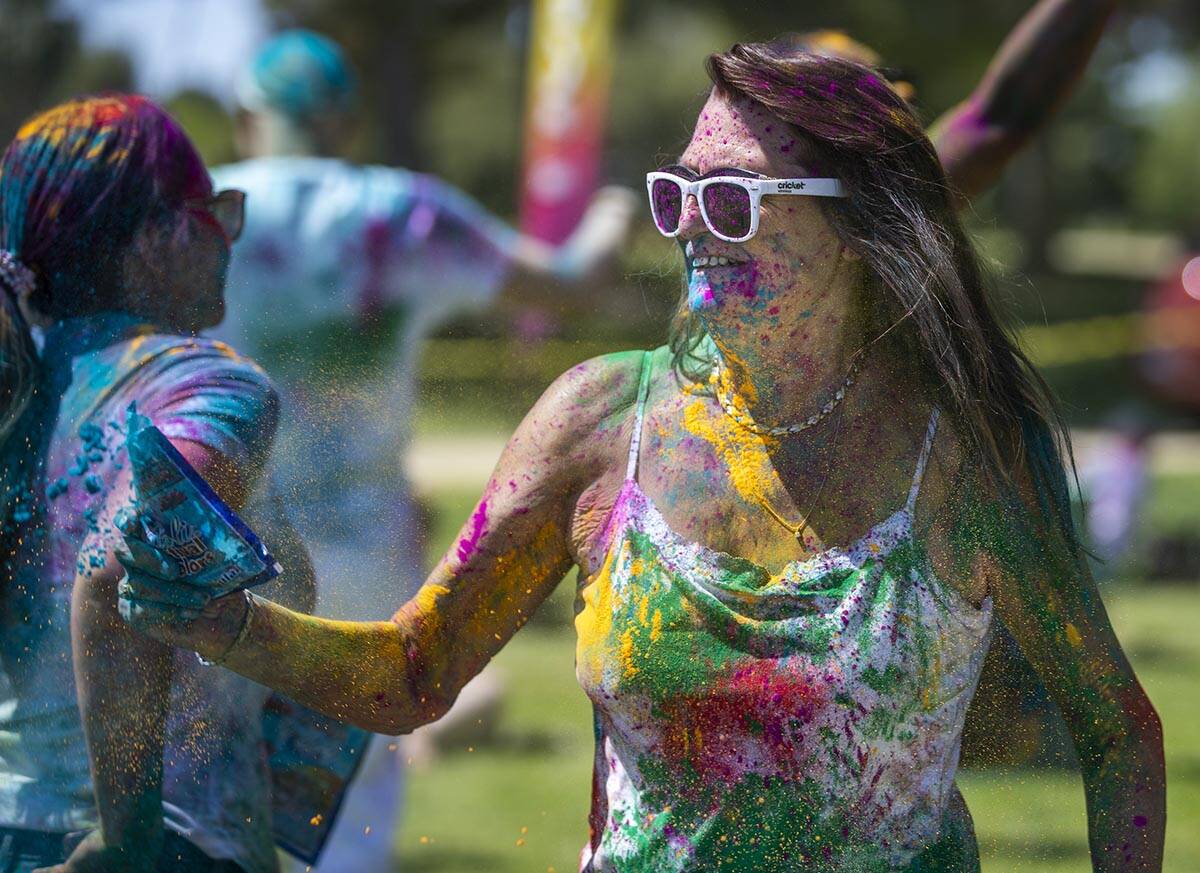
237, 29, 357, 120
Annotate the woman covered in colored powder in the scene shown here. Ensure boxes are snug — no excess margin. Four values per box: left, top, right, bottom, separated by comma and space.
0, 96, 311, 872
117, 43, 1164, 871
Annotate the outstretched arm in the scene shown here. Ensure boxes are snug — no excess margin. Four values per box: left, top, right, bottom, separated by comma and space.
930, 0, 1118, 201
372, 177, 635, 325
938, 463, 1164, 871
498, 186, 637, 310
118, 352, 643, 734
64, 438, 268, 873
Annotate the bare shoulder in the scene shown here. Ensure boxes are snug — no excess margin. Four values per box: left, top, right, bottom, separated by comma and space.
918, 410, 1083, 607
491, 349, 650, 505
913, 410, 972, 524
537, 349, 648, 428
520, 348, 655, 569
503, 349, 647, 459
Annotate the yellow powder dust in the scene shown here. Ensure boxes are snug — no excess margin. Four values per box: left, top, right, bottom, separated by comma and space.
1065, 622, 1083, 648
711, 345, 761, 406
413, 583, 450, 615
575, 548, 621, 687
683, 397, 779, 505
620, 626, 639, 677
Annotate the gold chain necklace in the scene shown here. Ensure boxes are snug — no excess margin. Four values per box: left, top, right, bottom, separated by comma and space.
710, 356, 860, 437
757, 496, 820, 547
717, 363, 853, 547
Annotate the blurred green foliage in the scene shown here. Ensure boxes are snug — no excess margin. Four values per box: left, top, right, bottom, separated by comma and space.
0, 0, 134, 137
259, 0, 1200, 231
5, 0, 1197, 233
1132, 61, 1200, 235
164, 89, 238, 168
6, 0, 1197, 250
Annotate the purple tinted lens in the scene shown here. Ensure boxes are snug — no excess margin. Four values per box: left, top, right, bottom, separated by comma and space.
651, 178, 683, 234
702, 182, 753, 239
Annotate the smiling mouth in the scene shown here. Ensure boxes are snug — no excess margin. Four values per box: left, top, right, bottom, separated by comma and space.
690, 256, 746, 269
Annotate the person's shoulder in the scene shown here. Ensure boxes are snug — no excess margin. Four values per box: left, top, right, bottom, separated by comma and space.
385, 168, 483, 216
127, 333, 276, 396
497, 348, 656, 489
921, 407, 1079, 547
516, 349, 653, 448
213, 156, 377, 203
130, 335, 281, 449
912, 405, 972, 514
212, 155, 341, 182
545, 348, 654, 416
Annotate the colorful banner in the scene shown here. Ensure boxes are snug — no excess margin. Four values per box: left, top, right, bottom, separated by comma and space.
519, 0, 619, 244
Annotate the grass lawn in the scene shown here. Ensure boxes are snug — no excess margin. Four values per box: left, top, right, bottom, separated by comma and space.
397, 485, 1197, 872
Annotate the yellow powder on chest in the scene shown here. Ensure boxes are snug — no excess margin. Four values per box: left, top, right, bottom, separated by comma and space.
682, 395, 779, 506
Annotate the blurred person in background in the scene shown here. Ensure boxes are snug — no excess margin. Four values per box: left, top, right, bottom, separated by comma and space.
208, 29, 635, 873
116, 43, 1164, 872
1141, 238, 1200, 417
1079, 406, 1153, 576
1130, 236, 1200, 579
0, 95, 312, 873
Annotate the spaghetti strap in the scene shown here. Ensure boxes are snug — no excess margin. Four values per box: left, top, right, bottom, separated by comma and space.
625, 351, 654, 482
905, 407, 941, 513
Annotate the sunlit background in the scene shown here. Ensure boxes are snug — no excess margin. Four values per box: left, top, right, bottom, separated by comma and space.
3, 0, 1198, 870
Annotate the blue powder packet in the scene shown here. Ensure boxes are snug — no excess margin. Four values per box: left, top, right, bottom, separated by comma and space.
125, 403, 280, 597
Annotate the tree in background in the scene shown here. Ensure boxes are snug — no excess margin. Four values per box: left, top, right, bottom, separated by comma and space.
260, 0, 1197, 235
165, 89, 239, 168
0, 0, 133, 140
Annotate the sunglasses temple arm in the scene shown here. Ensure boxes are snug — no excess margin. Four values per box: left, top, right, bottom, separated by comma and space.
759, 179, 847, 198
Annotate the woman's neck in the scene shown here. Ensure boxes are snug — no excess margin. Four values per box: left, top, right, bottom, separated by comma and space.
709, 282, 870, 430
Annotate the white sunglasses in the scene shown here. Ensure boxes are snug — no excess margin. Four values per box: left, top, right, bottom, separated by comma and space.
646, 170, 847, 243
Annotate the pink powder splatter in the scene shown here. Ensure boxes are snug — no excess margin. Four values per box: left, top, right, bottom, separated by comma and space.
456, 500, 489, 563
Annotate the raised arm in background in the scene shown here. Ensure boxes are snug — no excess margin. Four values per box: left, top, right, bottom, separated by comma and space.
930, 0, 1118, 200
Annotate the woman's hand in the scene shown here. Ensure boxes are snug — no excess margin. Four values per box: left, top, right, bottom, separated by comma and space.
114, 511, 249, 660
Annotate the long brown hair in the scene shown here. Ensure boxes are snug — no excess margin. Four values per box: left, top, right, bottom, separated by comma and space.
670, 40, 1077, 543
